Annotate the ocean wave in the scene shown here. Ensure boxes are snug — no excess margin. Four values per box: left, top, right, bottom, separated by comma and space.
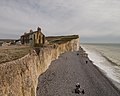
99, 52, 119, 66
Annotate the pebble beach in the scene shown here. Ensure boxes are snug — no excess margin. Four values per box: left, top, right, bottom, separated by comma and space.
36, 47, 120, 96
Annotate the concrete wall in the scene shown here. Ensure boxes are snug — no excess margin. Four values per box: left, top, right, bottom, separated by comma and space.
0, 38, 79, 96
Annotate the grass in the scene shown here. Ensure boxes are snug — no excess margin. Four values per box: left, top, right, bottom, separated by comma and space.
0, 46, 31, 64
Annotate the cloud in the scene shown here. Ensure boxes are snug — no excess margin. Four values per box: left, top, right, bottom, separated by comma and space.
0, 0, 120, 43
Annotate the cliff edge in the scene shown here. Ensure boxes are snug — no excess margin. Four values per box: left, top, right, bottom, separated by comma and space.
0, 35, 80, 96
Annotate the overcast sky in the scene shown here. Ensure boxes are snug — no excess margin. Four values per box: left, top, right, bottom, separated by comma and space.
0, 0, 120, 43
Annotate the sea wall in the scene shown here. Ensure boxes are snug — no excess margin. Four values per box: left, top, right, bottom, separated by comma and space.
0, 38, 79, 96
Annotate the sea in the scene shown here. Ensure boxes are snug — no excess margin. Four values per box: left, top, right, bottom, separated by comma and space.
81, 43, 120, 90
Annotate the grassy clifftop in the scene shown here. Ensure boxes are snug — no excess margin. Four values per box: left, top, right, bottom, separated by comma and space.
0, 46, 31, 64
46, 35, 79, 44
0, 35, 79, 64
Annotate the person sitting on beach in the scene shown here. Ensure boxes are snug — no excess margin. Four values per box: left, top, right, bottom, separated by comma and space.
75, 83, 85, 94
75, 83, 80, 94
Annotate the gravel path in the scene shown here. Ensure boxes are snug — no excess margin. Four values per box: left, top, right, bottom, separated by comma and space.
36, 48, 120, 96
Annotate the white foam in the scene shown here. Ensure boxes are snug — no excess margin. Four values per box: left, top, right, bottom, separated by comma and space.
82, 46, 120, 89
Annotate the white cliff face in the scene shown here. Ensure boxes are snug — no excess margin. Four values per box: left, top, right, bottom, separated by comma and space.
0, 38, 79, 96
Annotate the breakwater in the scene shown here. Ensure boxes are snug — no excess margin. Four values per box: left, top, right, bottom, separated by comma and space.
0, 37, 79, 96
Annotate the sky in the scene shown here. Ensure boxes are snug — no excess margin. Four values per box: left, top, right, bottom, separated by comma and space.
0, 0, 120, 43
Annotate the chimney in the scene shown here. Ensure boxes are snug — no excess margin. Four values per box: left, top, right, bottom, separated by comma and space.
24, 32, 27, 35
37, 27, 41, 32
30, 29, 33, 33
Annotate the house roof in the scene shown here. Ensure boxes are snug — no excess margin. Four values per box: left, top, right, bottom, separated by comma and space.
21, 30, 44, 37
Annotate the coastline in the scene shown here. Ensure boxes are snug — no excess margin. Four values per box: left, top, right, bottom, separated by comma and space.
36, 47, 120, 96
81, 47, 120, 93
81, 44, 120, 90
89, 58, 120, 94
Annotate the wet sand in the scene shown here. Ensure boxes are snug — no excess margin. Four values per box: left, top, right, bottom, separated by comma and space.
36, 48, 120, 96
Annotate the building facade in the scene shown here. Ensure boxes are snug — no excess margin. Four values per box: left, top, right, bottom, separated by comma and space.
20, 27, 45, 47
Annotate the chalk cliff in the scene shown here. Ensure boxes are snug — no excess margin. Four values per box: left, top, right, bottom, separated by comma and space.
0, 37, 79, 96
